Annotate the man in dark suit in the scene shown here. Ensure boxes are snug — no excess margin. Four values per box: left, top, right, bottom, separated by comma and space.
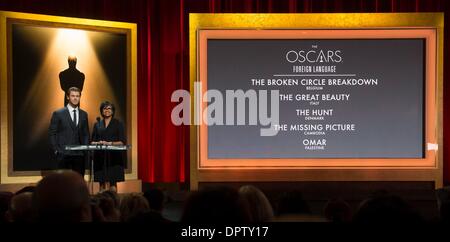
49, 87, 89, 176
59, 56, 85, 106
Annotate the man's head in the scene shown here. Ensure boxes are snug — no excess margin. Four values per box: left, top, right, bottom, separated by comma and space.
32, 170, 92, 222
68, 55, 77, 68
66, 87, 81, 107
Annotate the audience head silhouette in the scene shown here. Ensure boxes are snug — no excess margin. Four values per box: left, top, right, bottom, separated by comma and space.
239, 185, 274, 222
119, 193, 149, 222
92, 191, 120, 222
181, 186, 251, 223
32, 170, 91, 222
0, 192, 14, 222
353, 191, 423, 223
276, 190, 311, 215
323, 198, 352, 222
436, 188, 450, 222
143, 189, 165, 212
6, 192, 33, 222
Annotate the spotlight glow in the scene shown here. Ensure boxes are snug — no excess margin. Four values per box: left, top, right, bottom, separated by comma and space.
20, 26, 121, 145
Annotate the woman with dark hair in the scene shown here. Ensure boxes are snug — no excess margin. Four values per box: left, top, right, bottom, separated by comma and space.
91, 101, 126, 192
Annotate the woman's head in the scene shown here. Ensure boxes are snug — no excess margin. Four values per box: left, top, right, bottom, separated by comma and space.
100, 101, 115, 118
239, 185, 274, 222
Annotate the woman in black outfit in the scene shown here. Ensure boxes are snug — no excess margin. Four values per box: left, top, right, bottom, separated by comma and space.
91, 101, 126, 192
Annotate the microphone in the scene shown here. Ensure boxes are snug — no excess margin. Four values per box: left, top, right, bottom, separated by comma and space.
95, 117, 102, 147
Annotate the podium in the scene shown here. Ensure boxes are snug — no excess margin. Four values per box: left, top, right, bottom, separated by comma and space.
65, 145, 130, 193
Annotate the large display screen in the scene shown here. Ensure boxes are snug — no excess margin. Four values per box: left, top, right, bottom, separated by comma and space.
206, 38, 425, 159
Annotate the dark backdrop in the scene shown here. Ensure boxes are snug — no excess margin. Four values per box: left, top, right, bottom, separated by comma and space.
0, 0, 448, 184
11, 24, 127, 171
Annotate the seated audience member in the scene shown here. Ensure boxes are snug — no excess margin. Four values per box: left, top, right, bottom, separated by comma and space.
128, 209, 172, 224
5, 192, 33, 222
276, 190, 311, 215
143, 189, 165, 212
15, 186, 36, 195
32, 170, 92, 222
274, 190, 326, 222
352, 192, 424, 223
0, 192, 14, 223
89, 196, 105, 222
181, 186, 251, 223
92, 191, 120, 222
128, 188, 171, 223
119, 193, 150, 222
101, 190, 120, 211
238, 185, 274, 222
436, 188, 450, 222
323, 198, 352, 223
4, 185, 36, 222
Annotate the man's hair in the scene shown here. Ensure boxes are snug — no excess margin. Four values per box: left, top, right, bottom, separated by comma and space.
67, 87, 81, 96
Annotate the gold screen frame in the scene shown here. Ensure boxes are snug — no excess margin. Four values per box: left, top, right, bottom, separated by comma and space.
189, 13, 444, 189
0, 11, 138, 184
